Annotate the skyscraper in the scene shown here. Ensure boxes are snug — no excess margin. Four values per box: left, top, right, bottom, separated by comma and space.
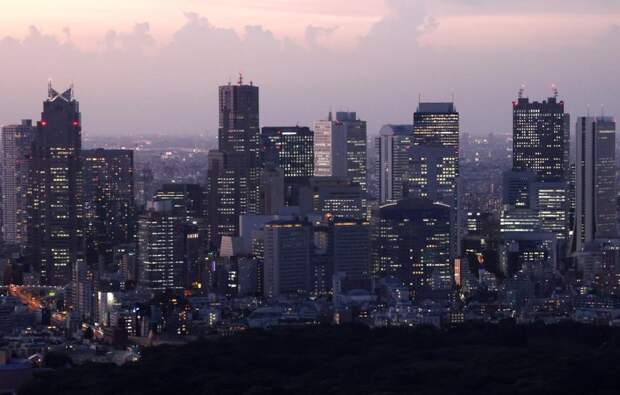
29, 84, 82, 286
207, 77, 260, 249
512, 95, 569, 182
314, 112, 367, 192
260, 126, 314, 184
574, 116, 618, 251
376, 124, 412, 203
511, 93, 570, 242
1, 120, 35, 245
138, 197, 202, 291
82, 149, 135, 264
407, 103, 459, 207
263, 219, 311, 297
218, 76, 260, 214
206, 150, 247, 249
373, 199, 452, 297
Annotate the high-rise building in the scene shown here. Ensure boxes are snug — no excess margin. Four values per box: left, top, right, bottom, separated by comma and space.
206, 150, 247, 249
373, 199, 452, 297
513, 95, 569, 182
314, 112, 367, 192
511, 94, 570, 242
218, 77, 260, 214
407, 102, 460, 207
28, 84, 82, 286
263, 219, 311, 297
1, 120, 35, 245
207, 78, 260, 249
574, 116, 618, 251
82, 149, 135, 264
138, 198, 202, 291
376, 124, 412, 203
331, 219, 371, 287
260, 126, 314, 184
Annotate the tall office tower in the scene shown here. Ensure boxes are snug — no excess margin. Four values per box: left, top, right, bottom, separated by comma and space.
218, 77, 260, 214
263, 219, 311, 298
407, 103, 459, 206
260, 126, 314, 184
259, 166, 285, 215
314, 112, 368, 192
28, 84, 82, 286
513, 95, 569, 182
376, 124, 412, 203
206, 150, 247, 249
372, 199, 452, 297
511, 93, 570, 242
138, 198, 202, 291
207, 78, 259, 249
1, 120, 35, 245
574, 116, 618, 251
82, 149, 135, 264
153, 183, 206, 286
331, 219, 371, 288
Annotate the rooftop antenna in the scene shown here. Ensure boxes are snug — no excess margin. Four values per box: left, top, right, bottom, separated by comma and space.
238, 72, 243, 85
551, 84, 558, 100
601, 104, 605, 118
48, 78, 53, 98
518, 84, 525, 99
451, 91, 455, 103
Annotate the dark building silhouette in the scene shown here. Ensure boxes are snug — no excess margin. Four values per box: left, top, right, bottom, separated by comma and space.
510, 93, 570, 242
261, 126, 313, 205
1, 120, 35, 245
28, 83, 82, 286
373, 199, 452, 298
82, 149, 135, 266
512, 95, 569, 182
218, 76, 260, 214
207, 77, 260, 249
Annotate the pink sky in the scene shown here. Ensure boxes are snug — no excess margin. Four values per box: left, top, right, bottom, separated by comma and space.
1, 1, 620, 136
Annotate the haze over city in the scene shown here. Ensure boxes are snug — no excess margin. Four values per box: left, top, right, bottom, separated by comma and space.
1, 0, 620, 136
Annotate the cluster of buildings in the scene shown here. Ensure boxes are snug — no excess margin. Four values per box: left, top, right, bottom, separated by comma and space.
0, 78, 618, 351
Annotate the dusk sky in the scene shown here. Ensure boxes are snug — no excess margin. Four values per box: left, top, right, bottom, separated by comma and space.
1, 0, 619, 137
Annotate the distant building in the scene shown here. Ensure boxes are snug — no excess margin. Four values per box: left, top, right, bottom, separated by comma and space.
331, 219, 371, 288
218, 78, 261, 214
260, 126, 314, 185
298, 177, 366, 220
373, 199, 452, 297
82, 149, 135, 265
407, 102, 459, 207
376, 124, 411, 203
28, 84, 82, 286
574, 116, 617, 251
1, 120, 35, 245
314, 112, 367, 192
512, 95, 569, 182
263, 219, 311, 298
138, 196, 202, 291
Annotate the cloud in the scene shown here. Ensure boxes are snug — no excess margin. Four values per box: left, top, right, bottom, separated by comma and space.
0, 4, 619, 139
305, 25, 338, 46
417, 16, 439, 34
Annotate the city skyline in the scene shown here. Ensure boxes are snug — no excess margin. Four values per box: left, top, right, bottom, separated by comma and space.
3, 3, 620, 393
1, 1, 619, 136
